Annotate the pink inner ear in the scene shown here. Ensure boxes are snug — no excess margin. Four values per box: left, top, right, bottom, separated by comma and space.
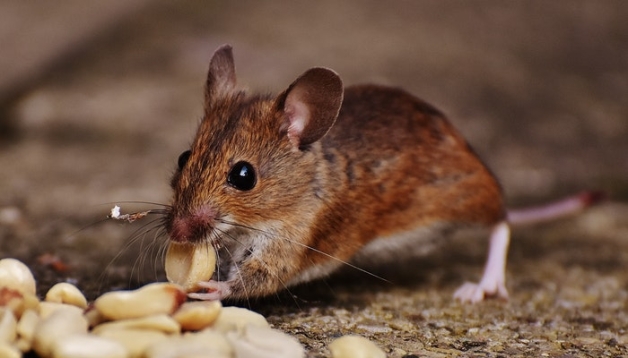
285, 90, 310, 146
278, 67, 342, 147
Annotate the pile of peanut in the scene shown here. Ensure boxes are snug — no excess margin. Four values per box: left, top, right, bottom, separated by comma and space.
0, 258, 386, 358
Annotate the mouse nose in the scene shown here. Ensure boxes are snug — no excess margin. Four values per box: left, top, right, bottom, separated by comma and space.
167, 206, 216, 243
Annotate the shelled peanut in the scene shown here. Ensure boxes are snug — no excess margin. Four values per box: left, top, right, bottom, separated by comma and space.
0, 258, 305, 358
329, 335, 387, 358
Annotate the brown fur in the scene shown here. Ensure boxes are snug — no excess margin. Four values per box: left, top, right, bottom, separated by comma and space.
165, 45, 505, 299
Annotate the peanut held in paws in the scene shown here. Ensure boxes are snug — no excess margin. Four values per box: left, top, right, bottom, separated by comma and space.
165, 242, 216, 292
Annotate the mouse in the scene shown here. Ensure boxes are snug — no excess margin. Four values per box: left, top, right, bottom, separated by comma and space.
164, 44, 601, 303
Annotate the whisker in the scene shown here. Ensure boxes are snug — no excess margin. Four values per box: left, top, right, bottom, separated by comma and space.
60, 218, 112, 251
136, 224, 163, 281
147, 226, 169, 281
214, 225, 251, 255
215, 228, 251, 308
156, 230, 171, 277
97, 200, 172, 208
152, 225, 168, 277
98, 217, 163, 291
270, 270, 300, 308
218, 219, 264, 233
287, 238, 390, 283
66, 201, 166, 294
109, 208, 167, 224
128, 219, 165, 285
220, 219, 390, 284
216, 225, 301, 307
144, 222, 169, 272
209, 230, 222, 281
54, 217, 121, 295
223, 248, 250, 307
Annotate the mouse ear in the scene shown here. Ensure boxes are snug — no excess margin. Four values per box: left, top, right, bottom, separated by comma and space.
205, 45, 237, 103
277, 68, 343, 147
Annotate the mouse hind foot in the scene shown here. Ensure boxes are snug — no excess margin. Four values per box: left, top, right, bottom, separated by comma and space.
453, 221, 510, 303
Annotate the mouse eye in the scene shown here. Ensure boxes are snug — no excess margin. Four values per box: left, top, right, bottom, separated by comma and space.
227, 161, 256, 191
177, 150, 192, 170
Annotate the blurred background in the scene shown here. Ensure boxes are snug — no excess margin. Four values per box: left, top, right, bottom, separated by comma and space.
0, 0, 626, 304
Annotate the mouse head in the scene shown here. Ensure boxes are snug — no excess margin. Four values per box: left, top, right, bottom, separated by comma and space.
166, 45, 343, 254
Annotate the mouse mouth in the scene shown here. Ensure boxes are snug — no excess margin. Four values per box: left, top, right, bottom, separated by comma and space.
207, 218, 266, 283
212, 246, 232, 282
211, 239, 249, 282
211, 233, 255, 283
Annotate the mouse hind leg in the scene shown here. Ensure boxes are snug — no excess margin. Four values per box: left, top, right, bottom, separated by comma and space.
453, 221, 510, 303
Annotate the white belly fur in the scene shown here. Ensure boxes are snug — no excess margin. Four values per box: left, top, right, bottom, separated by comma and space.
351, 222, 453, 265
287, 222, 454, 286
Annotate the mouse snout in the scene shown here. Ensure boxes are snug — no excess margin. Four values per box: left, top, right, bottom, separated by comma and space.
167, 205, 217, 243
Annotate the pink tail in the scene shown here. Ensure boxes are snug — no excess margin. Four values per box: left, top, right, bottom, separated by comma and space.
506, 191, 605, 226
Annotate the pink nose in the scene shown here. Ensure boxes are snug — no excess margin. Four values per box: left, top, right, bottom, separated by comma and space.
168, 206, 216, 243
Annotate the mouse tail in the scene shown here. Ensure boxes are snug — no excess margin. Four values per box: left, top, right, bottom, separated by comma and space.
506, 190, 606, 226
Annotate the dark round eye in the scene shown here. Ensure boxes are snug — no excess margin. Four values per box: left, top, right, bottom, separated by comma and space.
177, 150, 192, 170
227, 161, 256, 191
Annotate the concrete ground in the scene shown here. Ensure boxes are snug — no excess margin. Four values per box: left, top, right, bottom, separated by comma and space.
1, 1, 627, 356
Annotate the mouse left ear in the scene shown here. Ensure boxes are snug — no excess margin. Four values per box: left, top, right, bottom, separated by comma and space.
205, 44, 237, 104
275, 68, 343, 148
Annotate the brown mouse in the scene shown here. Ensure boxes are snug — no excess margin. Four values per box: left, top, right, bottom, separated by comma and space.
164, 45, 600, 303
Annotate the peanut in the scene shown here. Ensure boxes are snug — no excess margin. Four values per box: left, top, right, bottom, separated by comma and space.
38, 301, 83, 320
32, 305, 89, 357
329, 335, 386, 358
0, 309, 17, 343
173, 300, 222, 331
165, 242, 216, 292
92, 314, 181, 335
15, 309, 39, 351
144, 332, 232, 358
94, 283, 186, 321
211, 306, 269, 333
0, 258, 36, 296
51, 334, 128, 358
95, 329, 167, 358
227, 324, 305, 358
45, 282, 88, 309
0, 343, 21, 358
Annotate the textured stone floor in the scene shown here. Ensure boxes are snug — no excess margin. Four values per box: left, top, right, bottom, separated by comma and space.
1, 1, 627, 356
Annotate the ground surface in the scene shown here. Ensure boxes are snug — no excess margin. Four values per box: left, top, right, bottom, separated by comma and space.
1, 1, 627, 357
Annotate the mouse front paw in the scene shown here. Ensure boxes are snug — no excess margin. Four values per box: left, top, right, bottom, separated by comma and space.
187, 280, 232, 301
453, 280, 508, 303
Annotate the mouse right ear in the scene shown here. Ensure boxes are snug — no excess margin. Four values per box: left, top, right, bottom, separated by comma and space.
205, 45, 237, 104
276, 68, 344, 148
